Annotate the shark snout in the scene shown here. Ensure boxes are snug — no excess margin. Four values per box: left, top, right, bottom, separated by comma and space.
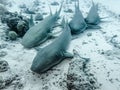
30, 64, 41, 73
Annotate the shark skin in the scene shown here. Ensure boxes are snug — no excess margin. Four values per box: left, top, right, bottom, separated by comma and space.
21, 3, 63, 48
85, 2, 100, 25
69, 0, 87, 35
31, 23, 73, 74
69, 0, 101, 35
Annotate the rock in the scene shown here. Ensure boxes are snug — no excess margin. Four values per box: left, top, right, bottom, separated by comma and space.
17, 20, 27, 31
24, 8, 36, 14
64, 8, 73, 13
103, 48, 120, 60
110, 35, 120, 49
5, 13, 29, 37
51, 2, 59, 6
0, 60, 9, 72
82, 41, 88, 45
17, 20, 29, 37
1, 11, 14, 23
42, 12, 48, 15
0, 0, 8, 5
0, 72, 20, 89
0, 51, 7, 57
8, 31, 18, 40
0, 44, 7, 49
71, 0, 77, 1
13, 76, 24, 90
33, 0, 40, 6
67, 58, 99, 90
19, 4, 26, 9
35, 13, 43, 21
6, 17, 20, 32
87, 33, 92, 37
1, 14, 11, 23
0, 76, 5, 89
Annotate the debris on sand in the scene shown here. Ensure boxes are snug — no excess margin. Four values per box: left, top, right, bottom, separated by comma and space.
0, 60, 9, 72
67, 50, 100, 90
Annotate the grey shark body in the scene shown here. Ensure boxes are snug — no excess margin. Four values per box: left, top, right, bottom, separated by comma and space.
31, 23, 73, 73
85, 2, 100, 25
21, 3, 63, 48
69, 0, 87, 35
69, 0, 101, 35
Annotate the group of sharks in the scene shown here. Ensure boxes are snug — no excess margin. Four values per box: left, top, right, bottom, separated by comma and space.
21, 0, 101, 74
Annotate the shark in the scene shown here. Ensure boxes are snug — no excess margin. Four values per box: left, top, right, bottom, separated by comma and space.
31, 22, 73, 73
21, 3, 63, 48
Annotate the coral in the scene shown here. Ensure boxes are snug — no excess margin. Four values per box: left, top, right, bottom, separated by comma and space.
5, 13, 29, 37
0, 51, 7, 57
0, 60, 9, 72
0, 0, 8, 5
0, 4, 8, 15
8, 31, 18, 40
6, 17, 20, 32
17, 20, 29, 36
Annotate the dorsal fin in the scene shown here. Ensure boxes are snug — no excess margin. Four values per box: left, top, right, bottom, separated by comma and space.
56, 1, 64, 16
74, 0, 77, 13
75, 0, 84, 21
65, 19, 69, 30
91, 0, 98, 13
75, 0, 80, 13
77, 0, 80, 10
92, 0, 98, 10
46, 0, 53, 16
95, 3, 99, 11
48, 5, 53, 16
63, 19, 71, 33
64, 19, 71, 36
29, 14, 34, 28
61, 16, 65, 28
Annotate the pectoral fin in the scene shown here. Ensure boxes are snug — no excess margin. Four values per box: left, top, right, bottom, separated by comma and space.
34, 47, 42, 51
62, 52, 73, 59
48, 33, 57, 39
